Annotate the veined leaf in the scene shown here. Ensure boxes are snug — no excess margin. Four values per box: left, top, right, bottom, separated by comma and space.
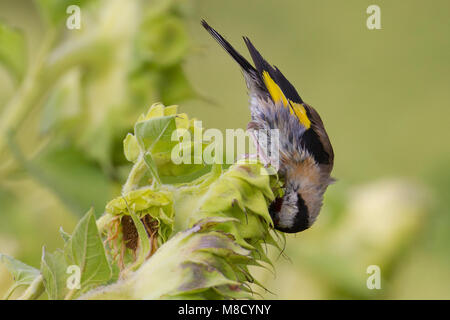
127, 103, 209, 181
40, 248, 68, 300
64, 208, 111, 293
134, 115, 178, 154
143, 151, 161, 186
0, 254, 40, 287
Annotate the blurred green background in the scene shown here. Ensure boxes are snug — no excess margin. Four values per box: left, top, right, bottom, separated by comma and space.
0, 0, 449, 299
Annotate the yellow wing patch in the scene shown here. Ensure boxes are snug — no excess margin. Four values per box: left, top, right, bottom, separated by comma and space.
289, 102, 311, 129
262, 71, 288, 106
262, 71, 311, 129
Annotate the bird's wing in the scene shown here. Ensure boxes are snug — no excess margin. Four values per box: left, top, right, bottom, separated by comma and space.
243, 37, 312, 129
302, 104, 334, 168
202, 21, 333, 167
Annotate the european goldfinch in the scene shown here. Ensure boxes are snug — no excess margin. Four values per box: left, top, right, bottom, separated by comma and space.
202, 20, 334, 233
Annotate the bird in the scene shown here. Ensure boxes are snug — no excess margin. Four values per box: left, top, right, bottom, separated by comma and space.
201, 20, 334, 233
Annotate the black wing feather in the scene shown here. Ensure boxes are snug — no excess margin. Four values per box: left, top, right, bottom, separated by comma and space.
243, 37, 275, 77
273, 66, 303, 104
243, 37, 303, 104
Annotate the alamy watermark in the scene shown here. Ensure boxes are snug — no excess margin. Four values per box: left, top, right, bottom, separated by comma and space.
66, 5, 81, 30
366, 265, 381, 290
366, 5, 381, 30
66, 265, 81, 290
170, 121, 280, 175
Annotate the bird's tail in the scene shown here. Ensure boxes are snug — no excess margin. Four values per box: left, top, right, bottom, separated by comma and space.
201, 19, 256, 73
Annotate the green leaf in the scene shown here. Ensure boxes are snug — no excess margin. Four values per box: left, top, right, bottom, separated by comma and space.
82, 111, 280, 299
0, 22, 27, 81
173, 162, 274, 244
81, 220, 252, 300
143, 151, 162, 186
65, 208, 112, 292
125, 201, 151, 272
134, 115, 178, 154
126, 104, 209, 181
0, 254, 40, 287
105, 188, 174, 243
40, 248, 69, 300
123, 133, 140, 163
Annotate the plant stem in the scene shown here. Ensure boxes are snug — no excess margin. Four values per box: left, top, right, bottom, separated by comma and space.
64, 288, 77, 300
17, 275, 45, 300
2, 283, 20, 300
122, 155, 147, 194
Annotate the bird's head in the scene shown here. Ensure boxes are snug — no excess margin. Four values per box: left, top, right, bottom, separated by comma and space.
269, 158, 332, 233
